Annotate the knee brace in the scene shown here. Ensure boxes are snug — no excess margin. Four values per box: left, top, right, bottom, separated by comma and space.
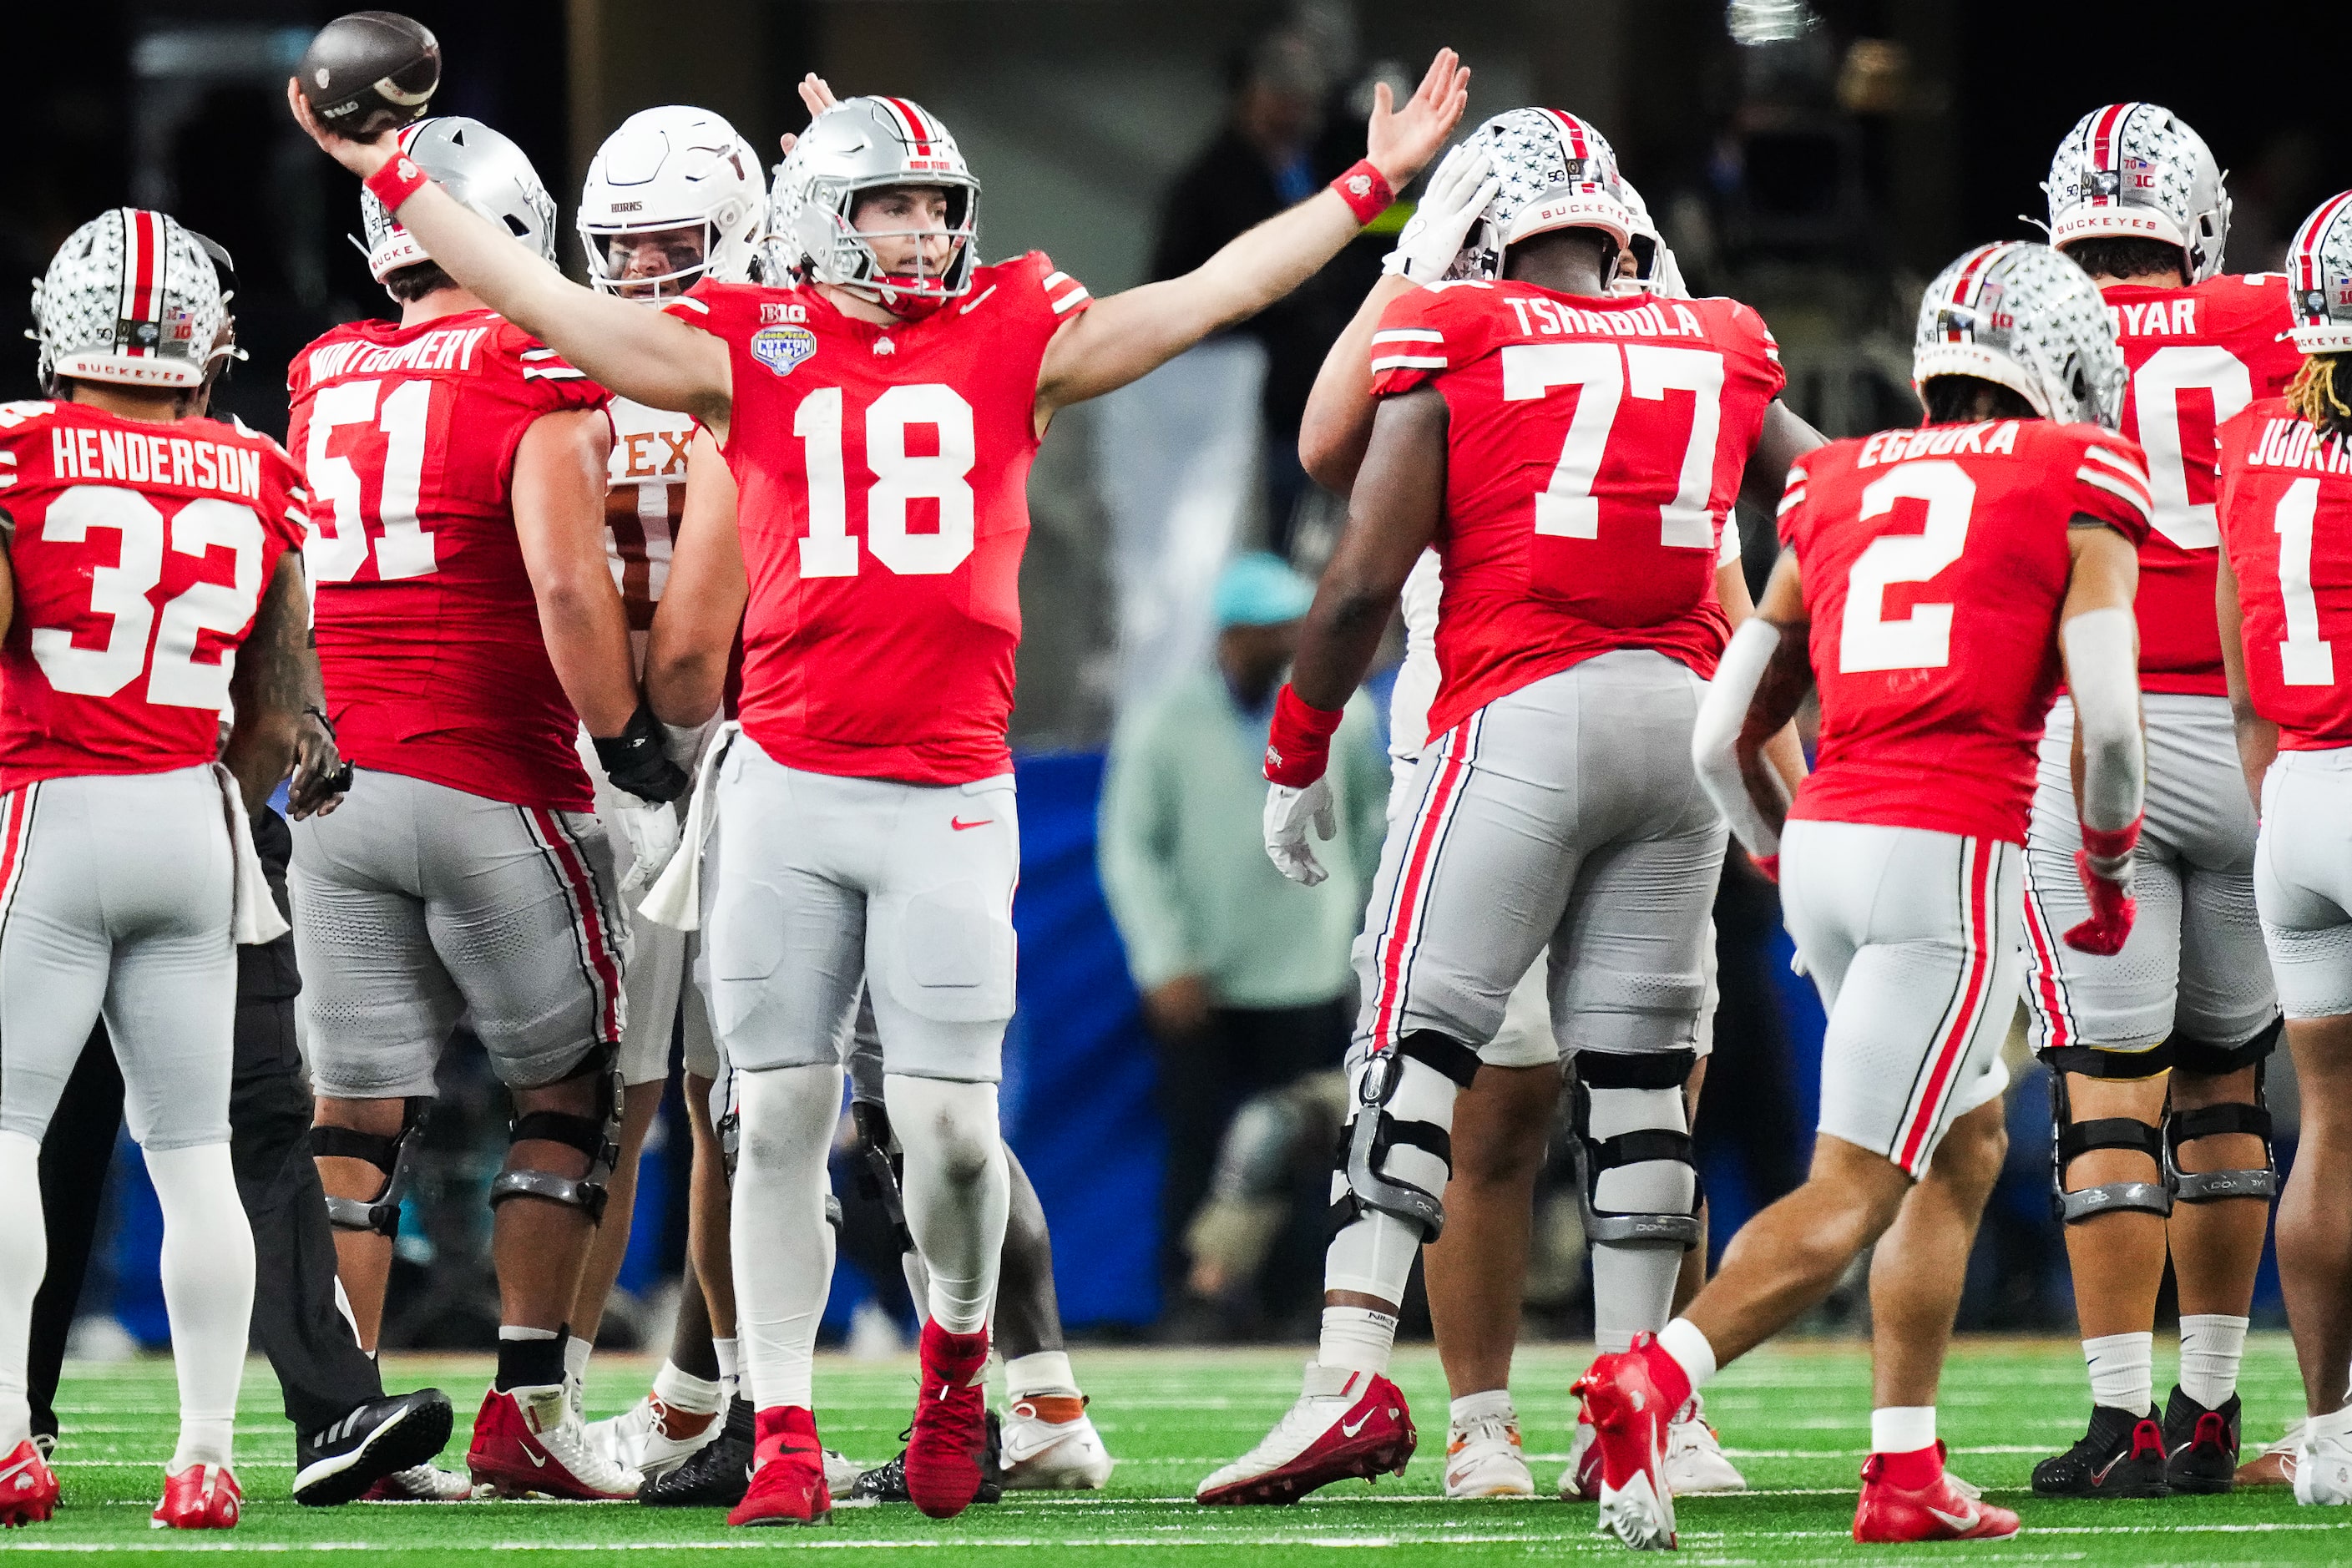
1328, 1030, 1479, 1244
2167, 1017, 2283, 1206
1570, 1049, 1702, 1249
309, 1100, 427, 1237
488, 1044, 622, 1224
2041, 1043, 2172, 1223
849, 1100, 914, 1252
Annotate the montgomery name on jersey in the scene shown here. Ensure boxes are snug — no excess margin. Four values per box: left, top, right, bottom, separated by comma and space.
0, 398, 308, 788
1366, 277, 1783, 736
664, 250, 1089, 785
287, 310, 610, 810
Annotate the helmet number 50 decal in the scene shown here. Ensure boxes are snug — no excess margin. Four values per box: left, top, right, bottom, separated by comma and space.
1839, 459, 1975, 673
795, 383, 977, 578
2131, 345, 2252, 550
1501, 342, 1725, 549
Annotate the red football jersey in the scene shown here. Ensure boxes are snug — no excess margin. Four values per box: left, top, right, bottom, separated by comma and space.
2102, 275, 2301, 694
1368, 279, 1785, 736
0, 399, 307, 789
668, 252, 1090, 785
2217, 400, 2352, 749
1782, 418, 2154, 843
286, 311, 610, 812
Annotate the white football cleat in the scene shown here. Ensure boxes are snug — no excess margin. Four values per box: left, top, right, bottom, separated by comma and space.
1561, 1414, 1601, 1500
824, 1449, 866, 1495
1197, 1363, 1415, 1505
2295, 1421, 2352, 1505
1662, 1395, 1746, 1495
1444, 1409, 1534, 1499
996, 1393, 1113, 1490
362, 1463, 483, 1501
584, 1396, 655, 1470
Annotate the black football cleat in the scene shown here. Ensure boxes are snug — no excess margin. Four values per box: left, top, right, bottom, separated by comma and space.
294, 1388, 455, 1507
848, 1444, 1004, 1506
640, 1399, 753, 1507
2031, 1403, 2170, 1498
2162, 1384, 2241, 1495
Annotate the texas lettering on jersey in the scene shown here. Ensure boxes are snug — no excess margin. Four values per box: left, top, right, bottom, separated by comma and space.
1780, 418, 2154, 844
665, 250, 1090, 785
0, 399, 307, 789
2100, 273, 2300, 693
1367, 278, 1784, 737
2218, 400, 2352, 749
286, 310, 610, 811
604, 396, 695, 634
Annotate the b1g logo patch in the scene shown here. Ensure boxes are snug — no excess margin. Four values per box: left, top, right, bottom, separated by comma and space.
751, 324, 817, 377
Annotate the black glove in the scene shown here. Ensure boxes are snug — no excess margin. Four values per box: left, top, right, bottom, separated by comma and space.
594, 701, 691, 803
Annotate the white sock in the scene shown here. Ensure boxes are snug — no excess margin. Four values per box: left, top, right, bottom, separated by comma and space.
2314, 1404, 2352, 1441
1871, 1405, 1937, 1454
564, 1333, 592, 1387
1316, 1306, 1399, 1376
148, 1143, 255, 1470
652, 1358, 722, 1414
1656, 1318, 1718, 1396
712, 1336, 740, 1403
2084, 1330, 2154, 1414
1449, 1388, 1515, 1429
0, 1134, 44, 1449
733, 1064, 843, 1410
1587, 1085, 1694, 1358
884, 1075, 1008, 1337
2178, 1313, 2249, 1409
1004, 1350, 1078, 1399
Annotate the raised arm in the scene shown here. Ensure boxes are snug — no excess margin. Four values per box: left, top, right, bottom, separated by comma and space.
2214, 546, 2276, 810
2055, 518, 2147, 955
645, 429, 749, 729
286, 81, 731, 428
1692, 549, 1813, 873
1034, 50, 1469, 417
222, 551, 330, 815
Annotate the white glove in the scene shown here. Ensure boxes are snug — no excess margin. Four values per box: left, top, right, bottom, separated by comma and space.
1383, 141, 1500, 285
611, 797, 683, 901
1264, 776, 1338, 886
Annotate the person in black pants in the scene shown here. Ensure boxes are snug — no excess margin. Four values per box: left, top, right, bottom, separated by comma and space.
28, 804, 457, 1506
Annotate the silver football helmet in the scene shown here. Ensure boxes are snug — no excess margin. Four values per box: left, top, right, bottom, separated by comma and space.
2045, 103, 2229, 283
362, 116, 558, 284
769, 95, 978, 316
2288, 191, 2352, 356
1913, 240, 2127, 428
1612, 177, 1687, 299
1450, 108, 1635, 282
579, 106, 765, 298
31, 208, 232, 391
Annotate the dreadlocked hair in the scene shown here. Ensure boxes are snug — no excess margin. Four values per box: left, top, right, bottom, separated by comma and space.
2286, 354, 2352, 443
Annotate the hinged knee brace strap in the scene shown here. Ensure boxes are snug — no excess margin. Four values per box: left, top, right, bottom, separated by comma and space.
489, 1046, 622, 1224
1571, 1048, 1702, 1249
310, 1100, 426, 1237
2040, 1045, 2172, 1223
1327, 1030, 1479, 1245
2167, 1025, 2281, 1205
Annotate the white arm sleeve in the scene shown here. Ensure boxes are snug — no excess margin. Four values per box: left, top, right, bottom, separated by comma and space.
1692, 619, 1788, 860
2061, 604, 2146, 834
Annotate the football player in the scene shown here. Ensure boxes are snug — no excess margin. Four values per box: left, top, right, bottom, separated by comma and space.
291, 51, 1470, 1525
0, 209, 329, 1528
2025, 104, 2299, 1498
1583, 240, 2152, 1549
1201, 108, 1816, 1508
2213, 189, 2352, 1506
284, 117, 686, 1501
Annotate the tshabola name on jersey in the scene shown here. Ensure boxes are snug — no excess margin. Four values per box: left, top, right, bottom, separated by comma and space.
1490, 289, 1718, 343
38, 417, 268, 499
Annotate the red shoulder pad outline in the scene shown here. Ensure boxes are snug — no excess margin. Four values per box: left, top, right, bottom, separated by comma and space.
2066, 426, 2157, 546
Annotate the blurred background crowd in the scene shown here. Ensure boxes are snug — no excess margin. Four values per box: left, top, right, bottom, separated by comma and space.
12, 0, 2343, 1362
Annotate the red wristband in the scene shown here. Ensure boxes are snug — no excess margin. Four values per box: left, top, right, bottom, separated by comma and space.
1331, 159, 1396, 225
365, 152, 431, 213
1265, 685, 1345, 787
2079, 814, 2142, 868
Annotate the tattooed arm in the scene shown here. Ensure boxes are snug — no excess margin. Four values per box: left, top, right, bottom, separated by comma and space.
224, 551, 344, 817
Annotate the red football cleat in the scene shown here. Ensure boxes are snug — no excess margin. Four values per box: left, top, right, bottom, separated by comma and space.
151, 1463, 240, 1530
465, 1384, 641, 1500
905, 1320, 992, 1520
1572, 1345, 1678, 1550
1854, 1444, 2021, 1543
0, 1439, 59, 1527
726, 1406, 831, 1527
1196, 1363, 1416, 1505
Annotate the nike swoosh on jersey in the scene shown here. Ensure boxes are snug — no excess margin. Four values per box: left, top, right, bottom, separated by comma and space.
949, 817, 991, 831
1926, 1503, 1979, 1531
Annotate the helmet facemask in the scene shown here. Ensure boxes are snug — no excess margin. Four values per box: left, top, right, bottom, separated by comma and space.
773, 97, 983, 321
803, 175, 977, 320
579, 107, 766, 301
584, 223, 715, 301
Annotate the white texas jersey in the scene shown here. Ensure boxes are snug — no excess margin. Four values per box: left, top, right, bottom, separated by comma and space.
1388, 549, 1444, 766
604, 395, 695, 638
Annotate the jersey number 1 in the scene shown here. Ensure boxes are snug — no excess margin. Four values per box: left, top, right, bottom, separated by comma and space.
2274, 477, 2335, 686
795, 384, 976, 578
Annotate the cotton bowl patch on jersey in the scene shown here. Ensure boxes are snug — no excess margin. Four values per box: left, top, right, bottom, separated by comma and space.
751, 324, 817, 377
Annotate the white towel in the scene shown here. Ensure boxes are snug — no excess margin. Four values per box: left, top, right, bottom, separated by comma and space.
213, 763, 291, 946
640, 722, 736, 932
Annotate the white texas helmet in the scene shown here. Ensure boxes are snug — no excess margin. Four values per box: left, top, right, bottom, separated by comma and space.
2287, 190, 2352, 356
579, 106, 766, 296
362, 116, 559, 284
1913, 240, 2127, 428
30, 207, 232, 391
1451, 108, 1635, 282
770, 95, 979, 316
2044, 103, 2230, 283
1613, 176, 1687, 300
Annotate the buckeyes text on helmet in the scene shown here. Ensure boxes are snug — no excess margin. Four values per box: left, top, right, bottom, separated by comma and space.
2286, 190, 2352, 357
1913, 240, 2129, 429
767, 95, 979, 318
2044, 102, 2230, 284
1450, 107, 1635, 283
579, 106, 766, 299
362, 116, 559, 285
31, 208, 234, 392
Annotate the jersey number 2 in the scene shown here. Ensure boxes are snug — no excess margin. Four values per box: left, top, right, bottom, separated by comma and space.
1839, 460, 1974, 673
795, 384, 976, 578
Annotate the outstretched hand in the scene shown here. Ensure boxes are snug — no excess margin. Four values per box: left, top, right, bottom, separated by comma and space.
776, 73, 844, 160
285, 78, 398, 179
1365, 48, 1472, 190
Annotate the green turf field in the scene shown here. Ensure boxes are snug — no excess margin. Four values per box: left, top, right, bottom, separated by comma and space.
20, 1334, 2352, 1563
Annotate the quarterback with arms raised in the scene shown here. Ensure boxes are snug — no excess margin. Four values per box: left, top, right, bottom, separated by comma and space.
291, 53, 1469, 1526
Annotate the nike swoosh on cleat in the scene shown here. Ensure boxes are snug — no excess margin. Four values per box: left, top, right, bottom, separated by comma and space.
524, 1449, 549, 1469
1927, 1504, 1980, 1531
1340, 1414, 1371, 1439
